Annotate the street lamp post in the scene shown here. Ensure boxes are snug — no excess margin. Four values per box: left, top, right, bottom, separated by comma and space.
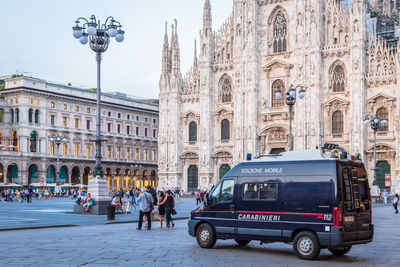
49, 135, 67, 183
275, 84, 306, 151
364, 115, 388, 186
72, 15, 124, 214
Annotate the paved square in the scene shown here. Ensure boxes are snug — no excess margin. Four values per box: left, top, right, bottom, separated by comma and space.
1, 204, 399, 266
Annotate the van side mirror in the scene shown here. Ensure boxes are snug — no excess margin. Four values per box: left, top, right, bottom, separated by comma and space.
203, 193, 209, 207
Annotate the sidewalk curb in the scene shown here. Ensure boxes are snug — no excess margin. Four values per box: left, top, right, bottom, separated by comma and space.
105, 216, 189, 225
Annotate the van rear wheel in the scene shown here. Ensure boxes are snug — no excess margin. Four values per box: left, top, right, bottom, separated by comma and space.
328, 246, 352, 256
196, 223, 216, 249
235, 239, 251, 246
293, 231, 321, 260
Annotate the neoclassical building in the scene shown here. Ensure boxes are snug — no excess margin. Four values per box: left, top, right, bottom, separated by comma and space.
158, 0, 400, 194
0, 75, 159, 190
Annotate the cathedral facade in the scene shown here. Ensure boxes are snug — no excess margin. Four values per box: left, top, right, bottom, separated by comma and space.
158, 0, 400, 194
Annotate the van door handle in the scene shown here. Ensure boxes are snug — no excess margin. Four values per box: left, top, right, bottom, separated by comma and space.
230, 205, 236, 211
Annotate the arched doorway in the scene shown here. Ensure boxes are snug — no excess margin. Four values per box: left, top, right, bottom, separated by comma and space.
59, 166, 68, 184
7, 164, 18, 183
124, 169, 131, 189
105, 168, 112, 190
376, 161, 391, 191
150, 170, 157, 187
28, 164, 39, 184
46, 165, 56, 183
219, 164, 231, 180
71, 166, 80, 184
143, 170, 149, 186
0, 163, 3, 182
83, 167, 92, 185
29, 131, 37, 152
188, 165, 198, 193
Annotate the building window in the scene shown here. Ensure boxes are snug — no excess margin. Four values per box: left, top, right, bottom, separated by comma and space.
144, 128, 148, 137
86, 144, 91, 157
127, 125, 131, 135
86, 108, 90, 114
86, 120, 91, 130
64, 104, 67, 111
145, 117, 148, 122
117, 113, 121, 119
29, 131, 37, 153
153, 118, 156, 124
117, 147, 121, 159
219, 76, 232, 103
51, 102, 55, 108
74, 143, 79, 156
332, 111, 344, 134
272, 80, 285, 107
50, 115, 55, 126
189, 121, 197, 142
15, 108, 19, 122
273, 12, 287, 53
136, 116, 139, 121
126, 148, 131, 159
62, 143, 67, 155
29, 99, 33, 105
153, 129, 157, 138
107, 146, 112, 158
221, 119, 230, 140
117, 124, 121, 134
34, 110, 39, 124
50, 141, 54, 154
332, 65, 345, 92
0, 108, 3, 123
152, 151, 157, 161
10, 109, 14, 123
135, 148, 139, 160
376, 107, 388, 132
136, 126, 140, 136
75, 106, 79, 112
127, 114, 130, 120
15, 99, 19, 104
108, 111, 111, 117
63, 117, 67, 127
108, 123, 112, 132
75, 118, 79, 129
35, 100, 39, 105
144, 149, 148, 160
28, 109, 33, 123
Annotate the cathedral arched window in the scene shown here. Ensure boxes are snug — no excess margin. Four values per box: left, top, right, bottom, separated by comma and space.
221, 119, 230, 140
273, 12, 287, 53
376, 107, 388, 132
332, 65, 345, 92
272, 80, 285, 107
189, 121, 197, 142
332, 111, 343, 134
219, 76, 232, 103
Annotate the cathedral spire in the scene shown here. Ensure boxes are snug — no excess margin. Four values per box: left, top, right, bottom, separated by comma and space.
203, 0, 212, 30
171, 19, 181, 73
193, 39, 198, 69
382, 0, 392, 14
162, 21, 170, 73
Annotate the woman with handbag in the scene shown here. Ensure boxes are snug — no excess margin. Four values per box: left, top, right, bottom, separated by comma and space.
159, 189, 175, 228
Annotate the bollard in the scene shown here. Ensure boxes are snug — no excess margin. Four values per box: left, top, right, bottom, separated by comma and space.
107, 206, 116, 221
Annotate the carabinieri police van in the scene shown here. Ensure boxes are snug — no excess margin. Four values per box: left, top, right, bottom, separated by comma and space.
188, 148, 373, 260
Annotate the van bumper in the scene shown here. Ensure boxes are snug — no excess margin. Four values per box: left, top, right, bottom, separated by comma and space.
327, 225, 374, 247
188, 219, 200, 237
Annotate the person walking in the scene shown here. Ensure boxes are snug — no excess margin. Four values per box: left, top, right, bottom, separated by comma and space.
196, 189, 201, 205
159, 189, 175, 228
383, 190, 389, 204
136, 187, 153, 230
393, 194, 399, 214
157, 191, 167, 228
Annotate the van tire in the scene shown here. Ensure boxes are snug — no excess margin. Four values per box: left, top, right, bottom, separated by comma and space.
235, 239, 251, 246
293, 231, 321, 260
328, 246, 352, 256
196, 223, 216, 249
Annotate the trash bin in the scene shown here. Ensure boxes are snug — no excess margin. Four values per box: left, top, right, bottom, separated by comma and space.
107, 206, 115, 221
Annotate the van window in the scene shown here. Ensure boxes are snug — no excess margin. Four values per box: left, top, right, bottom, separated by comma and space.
210, 179, 234, 203
243, 183, 278, 200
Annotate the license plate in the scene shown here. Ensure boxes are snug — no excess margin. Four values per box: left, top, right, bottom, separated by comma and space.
344, 216, 354, 223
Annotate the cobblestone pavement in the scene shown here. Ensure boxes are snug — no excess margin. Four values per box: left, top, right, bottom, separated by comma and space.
0, 197, 194, 230
1, 204, 399, 266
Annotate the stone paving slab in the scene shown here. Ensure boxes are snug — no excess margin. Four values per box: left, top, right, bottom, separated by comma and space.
0, 205, 399, 266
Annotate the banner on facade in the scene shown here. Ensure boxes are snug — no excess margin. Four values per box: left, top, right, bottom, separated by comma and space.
385, 174, 391, 180
385, 180, 391, 187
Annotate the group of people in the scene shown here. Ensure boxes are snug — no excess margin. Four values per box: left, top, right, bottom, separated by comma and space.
379, 190, 399, 214
1, 187, 35, 202
195, 189, 207, 205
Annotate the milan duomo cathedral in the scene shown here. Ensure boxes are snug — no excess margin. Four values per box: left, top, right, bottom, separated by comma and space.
158, 0, 400, 194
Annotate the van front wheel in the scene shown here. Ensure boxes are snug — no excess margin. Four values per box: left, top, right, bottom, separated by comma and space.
196, 223, 216, 249
293, 231, 321, 260
328, 246, 352, 256
235, 239, 251, 246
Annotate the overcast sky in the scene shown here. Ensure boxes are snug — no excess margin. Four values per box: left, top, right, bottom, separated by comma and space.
0, 0, 232, 98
